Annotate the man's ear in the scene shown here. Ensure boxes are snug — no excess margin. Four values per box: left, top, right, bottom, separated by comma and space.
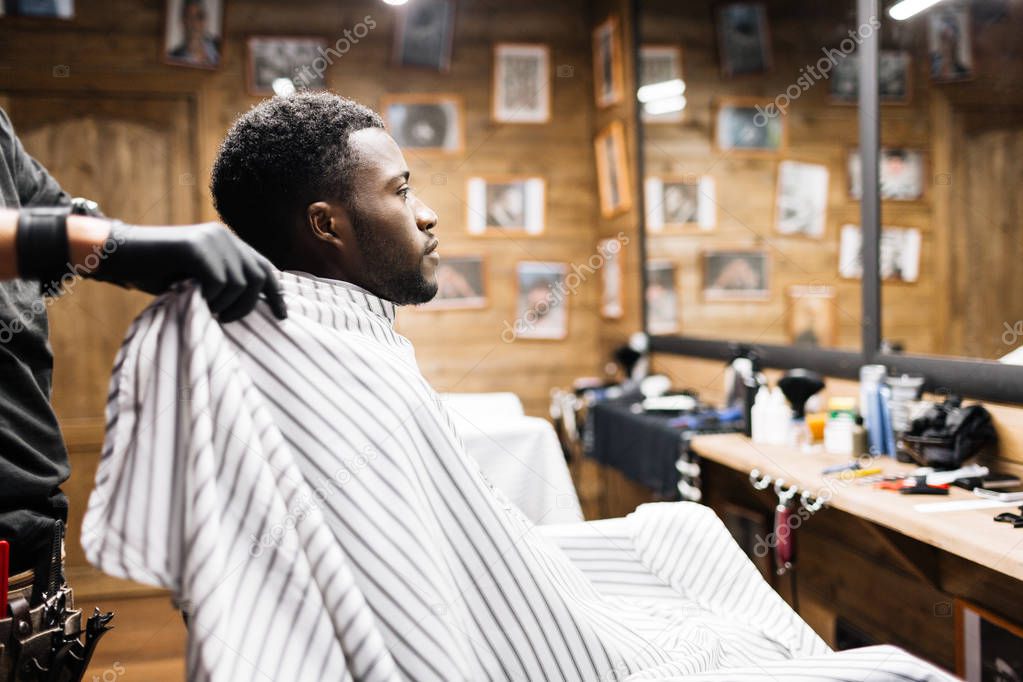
306, 201, 350, 246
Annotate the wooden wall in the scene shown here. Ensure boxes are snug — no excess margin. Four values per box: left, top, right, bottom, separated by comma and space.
0, 0, 617, 420
928, 2, 1023, 360
590, 0, 644, 362
0, 1, 629, 678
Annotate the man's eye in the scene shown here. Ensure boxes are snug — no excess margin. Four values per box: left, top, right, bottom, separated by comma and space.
399, 186, 412, 198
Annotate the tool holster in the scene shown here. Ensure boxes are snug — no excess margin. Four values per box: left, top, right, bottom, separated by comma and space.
1, 523, 113, 682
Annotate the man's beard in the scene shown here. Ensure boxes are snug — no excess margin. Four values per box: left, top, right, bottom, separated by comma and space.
350, 208, 438, 305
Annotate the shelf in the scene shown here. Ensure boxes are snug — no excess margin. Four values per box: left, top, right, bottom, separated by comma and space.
690, 433, 1023, 583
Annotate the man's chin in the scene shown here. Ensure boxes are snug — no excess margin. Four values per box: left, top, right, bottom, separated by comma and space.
381, 277, 438, 306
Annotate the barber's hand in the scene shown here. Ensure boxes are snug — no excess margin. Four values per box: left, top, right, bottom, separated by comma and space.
88, 222, 287, 322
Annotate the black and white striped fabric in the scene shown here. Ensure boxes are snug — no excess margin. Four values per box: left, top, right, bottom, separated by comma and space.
81, 271, 955, 682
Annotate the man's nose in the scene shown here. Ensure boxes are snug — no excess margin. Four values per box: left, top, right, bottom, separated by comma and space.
414, 197, 438, 232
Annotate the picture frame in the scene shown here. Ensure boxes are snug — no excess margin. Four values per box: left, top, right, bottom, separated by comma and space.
492, 43, 551, 124
928, 5, 973, 83
787, 285, 837, 348
4, 0, 74, 18
702, 249, 770, 301
594, 120, 633, 218
515, 261, 569, 341
847, 148, 926, 201
164, 0, 224, 70
830, 50, 912, 105
715, 2, 772, 78
598, 238, 624, 320
838, 224, 921, 283
713, 97, 786, 156
956, 599, 1023, 681
466, 176, 545, 236
381, 94, 465, 156
421, 254, 487, 310
392, 0, 456, 72
645, 260, 678, 334
644, 175, 716, 232
775, 160, 829, 239
592, 15, 624, 108
639, 45, 684, 123
246, 35, 329, 96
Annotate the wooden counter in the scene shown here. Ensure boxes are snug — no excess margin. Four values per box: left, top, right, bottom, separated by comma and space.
690, 433, 1023, 583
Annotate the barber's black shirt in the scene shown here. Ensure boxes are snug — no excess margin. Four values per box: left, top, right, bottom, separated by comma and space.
0, 108, 71, 573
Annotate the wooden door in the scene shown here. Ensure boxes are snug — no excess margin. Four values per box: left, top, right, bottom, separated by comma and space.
4, 93, 196, 679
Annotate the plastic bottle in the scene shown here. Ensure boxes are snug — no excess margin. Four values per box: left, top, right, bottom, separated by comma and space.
751, 386, 771, 444
768, 387, 792, 445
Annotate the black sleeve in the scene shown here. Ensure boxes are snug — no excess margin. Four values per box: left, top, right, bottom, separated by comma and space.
0, 107, 70, 209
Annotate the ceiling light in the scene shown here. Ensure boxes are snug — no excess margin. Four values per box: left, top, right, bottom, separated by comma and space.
888, 0, 947, 21
643, 95, 686, 116
637, 78, 685, 103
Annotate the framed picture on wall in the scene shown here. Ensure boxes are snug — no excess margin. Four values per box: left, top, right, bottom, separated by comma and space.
830, 51, 912, 105
928, 6, 973, 83
492, 43, 550, 124
594, 121, 633, 218
847, 148, 926, 201
5, 0, 74, 18
515, 261, 568, 340
592, 15, 624, 108
838, 224, 921, 283
466, 176, 545, 236
645, 260, 678, 334
644, 175, 716, 231
702, 249, 770, 301
639, 45, 684, 123
393, 0, 456, 72
598, 238, 624, 320
713, 97, 786, 156
775, 160, 829, 239
246, 36, 328, 95
421, 255, 487, 310
787, 285, 837, 347
164, 0, 223, 69
715, 2, 772, 77
382, 94, 464, 155
956, 599, 1023, 681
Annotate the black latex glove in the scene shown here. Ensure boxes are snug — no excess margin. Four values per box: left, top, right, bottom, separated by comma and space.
88, 222, 287, 322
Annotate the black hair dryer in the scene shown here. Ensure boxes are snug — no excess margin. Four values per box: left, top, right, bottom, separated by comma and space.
778, 369, 825, 419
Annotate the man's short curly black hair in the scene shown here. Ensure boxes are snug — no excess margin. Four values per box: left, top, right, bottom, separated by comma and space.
210, 92, 384, 267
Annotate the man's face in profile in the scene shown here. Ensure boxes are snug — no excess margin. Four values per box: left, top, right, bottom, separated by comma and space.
343, 127, 440, 305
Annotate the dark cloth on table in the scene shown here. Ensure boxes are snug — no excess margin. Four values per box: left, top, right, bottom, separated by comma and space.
586, 396, 689, 498
0, 107, 71, 574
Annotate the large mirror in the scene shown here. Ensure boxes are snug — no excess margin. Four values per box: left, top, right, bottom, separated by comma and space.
873, 1, 1023, 362
638, 0, 861, 353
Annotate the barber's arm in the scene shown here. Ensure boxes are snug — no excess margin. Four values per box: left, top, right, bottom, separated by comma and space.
0, 208, 287, 322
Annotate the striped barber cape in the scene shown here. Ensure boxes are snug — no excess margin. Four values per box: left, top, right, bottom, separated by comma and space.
81, 271, 954, 682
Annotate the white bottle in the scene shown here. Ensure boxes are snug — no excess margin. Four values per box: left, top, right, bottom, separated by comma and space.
768, 387, 792, 446
751, 386, 771, 444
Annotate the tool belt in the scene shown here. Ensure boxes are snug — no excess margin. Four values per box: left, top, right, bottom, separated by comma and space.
1, 522, 113, 682
1, 568, 112, 682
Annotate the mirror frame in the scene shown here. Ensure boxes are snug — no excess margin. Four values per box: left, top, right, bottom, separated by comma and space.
636, 0, 1023, 404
